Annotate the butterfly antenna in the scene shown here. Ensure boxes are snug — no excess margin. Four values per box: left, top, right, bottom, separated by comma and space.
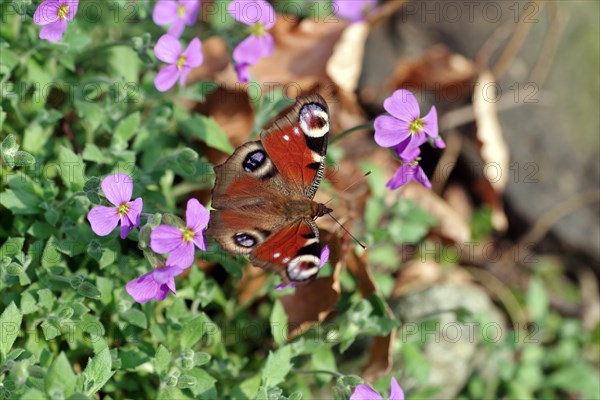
324, 171, 372, 206
326, 212, 366, 249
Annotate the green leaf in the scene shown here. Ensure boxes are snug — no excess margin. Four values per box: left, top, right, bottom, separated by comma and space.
311, 346, 337, 385
122, 309, 148, 329
77, 282, 102, 299
181, 314, 210, 349
1, 134, 18, 167
154, 345, 171, 376
181, 115, 234, 155
185, 368, 217, 399
114, 112, 141, 142
83, 348, 114, 396
0, 302, 22, 360
270, 300, 288, 347
402, 343, 429, 385
261, 346, 292, 388
58, 146, 85, 191
45, 352, 77, 397
527, 277, 548, 322
14, 150, 35, 167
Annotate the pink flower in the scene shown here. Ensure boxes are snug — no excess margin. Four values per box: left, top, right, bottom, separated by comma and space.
33, 0, 78, 42
374, 90, 438, 161
154, 34, 203, 92
150, 198, 209, 269
334, 0, 377, 22
87, 173, 143, 239
126, 264, 182, 303
275, 245, 330, 290
228, 0, 276, 83
387, 159, 431, 190
152, 0, 200, 38
350, 377, 404, 400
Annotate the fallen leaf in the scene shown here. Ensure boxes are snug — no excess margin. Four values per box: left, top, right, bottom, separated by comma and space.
401, 182, 471, 244
392, 259, 471, 298
327, 21, 370, 93
237, 266, 268, 306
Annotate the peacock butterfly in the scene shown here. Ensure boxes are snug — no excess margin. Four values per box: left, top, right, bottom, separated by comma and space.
207, 94, 332, 286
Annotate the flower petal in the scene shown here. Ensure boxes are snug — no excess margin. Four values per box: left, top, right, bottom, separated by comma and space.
150, 225, 183, 254
182, 0, 201, 24
349, 384, 383, 400
384, 89, 420, 121
228, 0, 276, 29
101, 173, 133, 206
374, 115, 411, 147
65, 0, 79, 21
179, 66, 191, 87
232, 34, 273, 65
422, 105, 438, 138
389, 377, 405, 400
319, 245, 330, 268
34, 0, 60, 26
433, 135, 446, 149
165, 277, 177, 293
167, 18, 186, 38
154, 34, 182, 64
126, 272, 161, 303
152, 264, 182, 284
184, 38, 203, 67
154, 64, 180, 92
152, 0, 178, 25
39, 20, 68, 42
334, 0, 377, 22
166, 242, 195, 269
393, 138, 421, 163
234, 62, 251, 83
193, 235, 207, 252
414, 165, 432, 189
386, 165, 414, 190
126, 197, 143, 228
120, 214, 133, 239
185, 198, 210, 232
88, 205, 119, 236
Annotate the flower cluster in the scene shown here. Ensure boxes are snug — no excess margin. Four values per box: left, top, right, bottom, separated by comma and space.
33, 0, 79, 42
87, 174, 209, 303
374, 89, 445, 190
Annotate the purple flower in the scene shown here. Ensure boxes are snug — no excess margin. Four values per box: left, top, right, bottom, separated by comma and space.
126, 264, 182, 303
150, 198, 209, 269
152, 0, 200, 38
433, 135, 446, 148
334, 0, 377, 22
275, 245, 330, 290
154, 34, 203, 92
228, 0, 276, 83
374, 89, 438, 160
33, 0, 78, 42
87, 173, 143, 239
350, 377, 404, 400
387, 159, 431, 190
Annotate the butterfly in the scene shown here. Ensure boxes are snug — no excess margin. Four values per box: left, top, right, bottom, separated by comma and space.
207, 94, 332, 286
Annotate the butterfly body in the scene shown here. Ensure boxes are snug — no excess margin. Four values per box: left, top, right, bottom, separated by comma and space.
207, 95, 331, 285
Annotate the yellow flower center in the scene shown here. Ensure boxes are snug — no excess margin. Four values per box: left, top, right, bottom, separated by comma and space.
182, 228, 195, 243
408, 157, 422, 167
409, 118, 424, 135
57, 4, 69, 20
250, 22, 266, 37
176, 55, 186, 70
117, 202, 130, 217
177, 4, 186, 18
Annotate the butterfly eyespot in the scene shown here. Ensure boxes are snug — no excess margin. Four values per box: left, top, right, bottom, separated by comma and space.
299, 103, 329, 138
234, 232, 257, 248
243, 150, 266, 172
287, 254, 321, 282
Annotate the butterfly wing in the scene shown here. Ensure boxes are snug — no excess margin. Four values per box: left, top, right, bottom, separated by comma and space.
261, 94, 330, 198
250, 219, 322, 285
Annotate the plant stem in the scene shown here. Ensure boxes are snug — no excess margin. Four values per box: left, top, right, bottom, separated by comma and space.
291, 368, 344, 378
330, 122, 374, 145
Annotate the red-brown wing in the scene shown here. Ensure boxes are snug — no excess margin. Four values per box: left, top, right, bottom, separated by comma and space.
250, 219, 322, 285
261, 94, 329, 198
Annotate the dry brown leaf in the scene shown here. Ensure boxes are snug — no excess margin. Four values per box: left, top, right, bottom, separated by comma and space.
236, 266, 268, 306
443, 184, 474, 222
473, 71, 510, 193
326, 21, 370, 93
401, 182, 471, 244
392, 259, 472, 298
388, 44, 476, 100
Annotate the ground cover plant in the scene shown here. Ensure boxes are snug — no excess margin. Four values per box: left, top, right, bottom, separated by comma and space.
1, 1, 599, 399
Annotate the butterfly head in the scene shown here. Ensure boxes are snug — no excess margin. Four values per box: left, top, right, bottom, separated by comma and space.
314, 202, 333, 218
